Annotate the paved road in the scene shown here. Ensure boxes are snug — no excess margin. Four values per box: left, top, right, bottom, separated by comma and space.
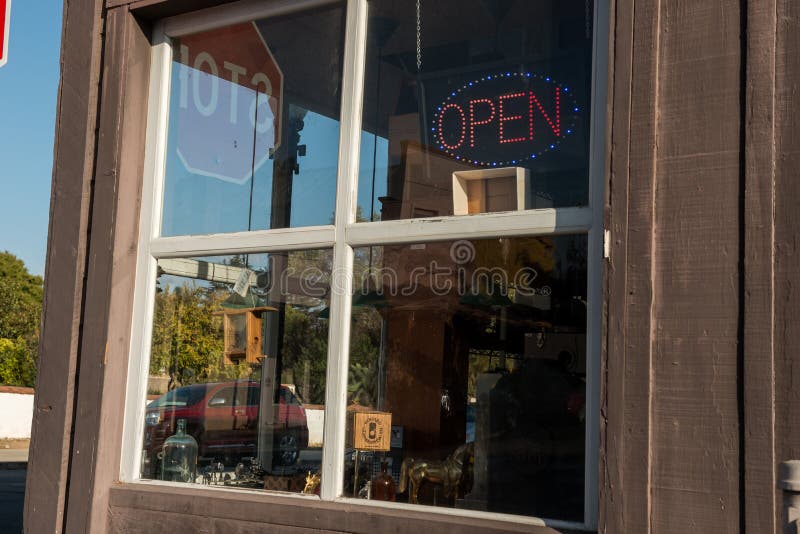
0, 469, 26, 534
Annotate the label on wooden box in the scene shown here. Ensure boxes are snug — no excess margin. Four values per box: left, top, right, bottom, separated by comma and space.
347, 411, 392, 451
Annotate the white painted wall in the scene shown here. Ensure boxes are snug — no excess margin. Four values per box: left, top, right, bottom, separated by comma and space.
0, 392, 34, 439
306, 407, 324, 448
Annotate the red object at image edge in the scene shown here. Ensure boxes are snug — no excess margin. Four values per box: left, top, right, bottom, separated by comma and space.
0, 0, 9, 68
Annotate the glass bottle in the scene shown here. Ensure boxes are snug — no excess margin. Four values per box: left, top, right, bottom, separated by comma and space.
371, 460, 396, 502
161, 418, 198, 483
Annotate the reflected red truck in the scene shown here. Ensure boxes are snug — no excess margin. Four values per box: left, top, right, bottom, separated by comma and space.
142, 380, 309, 478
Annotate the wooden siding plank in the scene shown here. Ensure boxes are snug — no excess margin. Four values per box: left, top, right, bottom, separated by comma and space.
109, 507, 211, 534
743, 0, 778, 532
22, 0, 106, 532
599, 0, 635, 531
211, 519, 342, 534
773, 0, 800, 530
601, 0, 661, 531
649, 1, 742, 532
82, 9, 153, 534
108, 485, 578, 534
62, 7, 131, 533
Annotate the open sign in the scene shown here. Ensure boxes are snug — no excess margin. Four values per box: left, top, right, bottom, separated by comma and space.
173, 22, 283, 185
431, 72, 580, 167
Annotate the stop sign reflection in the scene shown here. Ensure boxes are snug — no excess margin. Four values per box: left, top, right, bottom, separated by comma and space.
174, 22, 284, 185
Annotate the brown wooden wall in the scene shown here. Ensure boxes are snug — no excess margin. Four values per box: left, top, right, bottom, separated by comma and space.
23, 0, 800, 533
602, 0, 744, 532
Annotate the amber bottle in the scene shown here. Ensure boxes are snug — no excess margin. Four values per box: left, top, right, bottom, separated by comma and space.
371, 460, 396, 501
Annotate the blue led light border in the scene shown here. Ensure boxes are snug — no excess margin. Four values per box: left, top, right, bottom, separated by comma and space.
430, 71, 581, 167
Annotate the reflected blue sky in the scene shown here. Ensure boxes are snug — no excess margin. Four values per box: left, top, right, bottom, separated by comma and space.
0, 2, 62, 275
161, 60, 388, 236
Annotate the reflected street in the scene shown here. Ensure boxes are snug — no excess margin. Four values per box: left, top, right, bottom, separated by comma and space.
0, 468, 26, 534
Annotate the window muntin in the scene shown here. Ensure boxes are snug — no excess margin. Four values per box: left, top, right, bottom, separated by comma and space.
160, 3, 346, 236
357, 0, 594, 222
128, 0, 604, 529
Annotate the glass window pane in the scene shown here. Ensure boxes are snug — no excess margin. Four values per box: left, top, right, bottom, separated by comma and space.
346, 235, 587, 521
357, 1, 593, 222
141, 249, 333, 496
161, 3, 346, 236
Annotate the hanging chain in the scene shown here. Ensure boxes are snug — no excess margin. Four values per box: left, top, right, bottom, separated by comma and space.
416, 0, 422, 71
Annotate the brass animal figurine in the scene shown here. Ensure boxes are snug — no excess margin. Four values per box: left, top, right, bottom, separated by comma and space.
303, 471, 321, 494
398, 442, 474, 504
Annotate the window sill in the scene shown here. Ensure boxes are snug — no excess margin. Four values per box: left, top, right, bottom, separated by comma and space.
108, 481, 592, 534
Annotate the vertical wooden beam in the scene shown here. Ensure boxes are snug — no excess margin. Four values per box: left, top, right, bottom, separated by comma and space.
86, 10, 152, 534
773, 0, 800, 530
743, 0, 777, 532
600, 0, 660, 530
599, 0, 633, 532
604, 0, 744, 531
23, 0, 106, 532
649, 1, 742, 532
60, 6, 152, 533
60, 7, 124, 530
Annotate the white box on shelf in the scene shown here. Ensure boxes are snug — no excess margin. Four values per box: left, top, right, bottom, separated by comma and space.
452, 166, 530, 215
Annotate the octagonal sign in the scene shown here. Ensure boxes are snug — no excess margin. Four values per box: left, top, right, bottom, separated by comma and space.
174, 22, 283, 185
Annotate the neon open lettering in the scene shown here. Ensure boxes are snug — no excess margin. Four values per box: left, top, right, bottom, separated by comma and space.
530, 87, 561, 137
438, 103, 466, 150
498, 92, 527, 144
469, 98, 495, 148
433, 73, 574, 164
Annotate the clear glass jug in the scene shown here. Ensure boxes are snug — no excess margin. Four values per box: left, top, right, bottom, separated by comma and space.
160, 418, 198, 483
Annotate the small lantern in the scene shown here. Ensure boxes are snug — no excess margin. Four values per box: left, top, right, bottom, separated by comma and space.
214, 306, 277, 365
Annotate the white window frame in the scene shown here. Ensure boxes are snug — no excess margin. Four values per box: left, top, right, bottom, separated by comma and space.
120, 0, 609, 531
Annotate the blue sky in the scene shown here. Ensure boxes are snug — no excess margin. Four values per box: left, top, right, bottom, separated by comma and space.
0, 2, 62, 276
161, 60, 387, 235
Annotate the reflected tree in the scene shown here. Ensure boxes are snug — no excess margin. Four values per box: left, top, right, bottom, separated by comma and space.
150, 284, 226, 389
0, 252, 43, 387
